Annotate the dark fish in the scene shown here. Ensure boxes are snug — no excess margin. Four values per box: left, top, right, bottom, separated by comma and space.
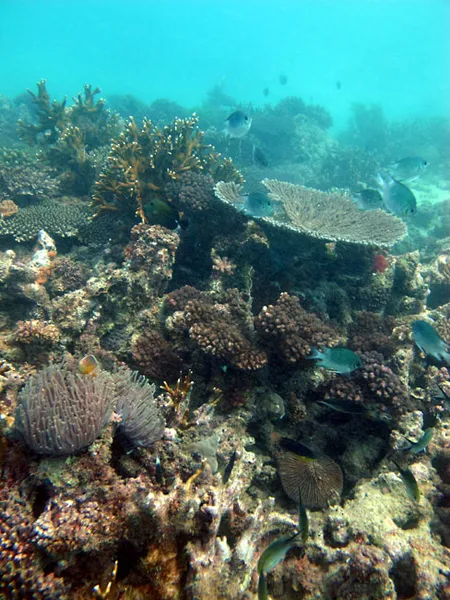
435, 383, 450, 410
387, 156, 428, 182
353, 188, 383, 211
393, 460, 420, 502
317, 399, 370, 416
239, 192, 275, 218
376, 172, 417, 217
225, 110, 252, 138
155, 455, 163, 484
275, 435, 343, 509
412, 320, 450, 363
263, 87, 270, 97
257, 531, 300, 575
223, 450, 238, 483
401, 428, 433, 455
308, 347, 362, 374
336, 80, 342, 90
253, 145, 269, 168
279, 74, 288, 85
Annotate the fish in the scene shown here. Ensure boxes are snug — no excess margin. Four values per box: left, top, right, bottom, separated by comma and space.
375, 172, 417, 217
387, 156, 428, 182
411, 320, 450, 364
298, 494, 309, 544
336, 80, 342, 90
257, 531, 300, 575
274, 435, 343, 509
401, 428, 433, 455
224, 110, 252, 138
435, 383, 450, 410
223, 450, 238, 483
239, 192, 275, 218
279, 74, 288, 85
79, 354, 99, 375
155, 455, 163, 484
263, 87, 270, 97
253, 145, 269, 168
393, 460, 420, 502
308, 347, 362, 374
258, 571, 269, 600
353, 188, 383, 211
317, 398, 370, 416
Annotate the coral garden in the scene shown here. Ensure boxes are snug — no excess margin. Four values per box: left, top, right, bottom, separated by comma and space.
0, 81, 450, 599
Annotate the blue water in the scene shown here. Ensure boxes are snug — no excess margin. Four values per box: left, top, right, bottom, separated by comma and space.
1, 0, 448, 130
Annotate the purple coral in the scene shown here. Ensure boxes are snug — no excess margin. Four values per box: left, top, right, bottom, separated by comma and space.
14, 363, 116, 455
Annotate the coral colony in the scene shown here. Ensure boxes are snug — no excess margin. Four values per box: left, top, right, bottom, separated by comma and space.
0, 79, 450, 600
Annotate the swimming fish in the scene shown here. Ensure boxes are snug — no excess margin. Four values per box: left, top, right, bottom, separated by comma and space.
317, 398, 370, 416
263, 87, 270, 97
224, 110, 252, 138
387, 156, 428, 182
253, 145, 269, 167
79, 354, 99, 375
308, 347, 362, 374
336, 80, 342, 90
411, 320, 450, 364
298, 495, 309, 544
393, 460, 420, 502
353, 188, 383, 211
223, 450, 238, 483
279, 74, 288, 86
401, 428, 433, 455
239, 192, 275, 218
258, 571, 269, 600
274, 435, 343, 509
375, 172, 417, 217
257, 531, 300, 575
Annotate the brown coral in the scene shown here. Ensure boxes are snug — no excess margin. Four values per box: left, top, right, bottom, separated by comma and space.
14, 320, 61, 347
256, 292, 341, 363
0, 199, 19, 217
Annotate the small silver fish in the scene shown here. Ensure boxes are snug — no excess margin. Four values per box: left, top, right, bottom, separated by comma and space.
239, 192, 274, 218
412, 320, 450, 364
253, 145, 269, 167
308, 347, 362, 374
387, 156, 428, 182
376, 172, 417, 217
224, 110, 252, 138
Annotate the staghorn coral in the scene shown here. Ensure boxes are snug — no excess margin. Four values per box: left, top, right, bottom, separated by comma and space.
14, 362, 116, 455
255, 292, 341, 364
18, 79, 68, 145
262, 179, 406, 247
114, 366, 165, 448
92, 114, 242, 221
0, 197, 91, 242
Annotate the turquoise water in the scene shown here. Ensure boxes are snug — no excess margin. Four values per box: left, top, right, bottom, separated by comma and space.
1, 0, 449, 129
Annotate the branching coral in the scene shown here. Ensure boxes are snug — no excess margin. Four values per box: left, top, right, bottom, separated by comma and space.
18, 79, 68, 145
261, 179, 406, 247
92, 114, 242, 221
256, 292, 341, 363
